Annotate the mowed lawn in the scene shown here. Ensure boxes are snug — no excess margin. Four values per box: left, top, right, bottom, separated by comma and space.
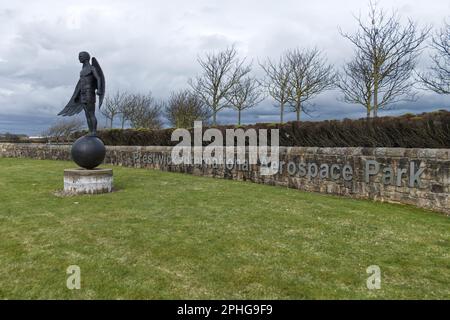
0, 158, 448, 299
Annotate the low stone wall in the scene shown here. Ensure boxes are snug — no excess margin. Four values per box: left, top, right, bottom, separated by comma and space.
1, 143, 449, 214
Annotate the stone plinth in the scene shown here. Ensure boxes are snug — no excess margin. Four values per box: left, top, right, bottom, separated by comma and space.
64, 168, 113, 195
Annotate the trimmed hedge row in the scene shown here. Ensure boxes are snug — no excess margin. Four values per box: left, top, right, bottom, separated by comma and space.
73, 110, 450, 148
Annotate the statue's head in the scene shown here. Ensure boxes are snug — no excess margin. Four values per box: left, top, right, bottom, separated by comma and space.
78, 51, 90, 63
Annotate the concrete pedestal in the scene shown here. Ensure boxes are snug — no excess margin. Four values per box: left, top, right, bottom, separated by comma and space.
64, 168, 113, 195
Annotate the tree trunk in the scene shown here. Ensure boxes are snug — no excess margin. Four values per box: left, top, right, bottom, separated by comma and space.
373, 62, 379, 118
296, 102, 301, 121
373, 83, 378, 118
212, 102, 217, 126
280, 102, 284, 124
366, 107, 371, 119
238, 109, 241, 126
110, 116, 114, 129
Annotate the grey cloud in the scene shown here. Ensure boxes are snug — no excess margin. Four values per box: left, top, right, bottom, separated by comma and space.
0, 0, 449, 134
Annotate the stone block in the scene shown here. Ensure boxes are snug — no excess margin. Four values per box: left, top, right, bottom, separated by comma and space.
63, 168, 113, 195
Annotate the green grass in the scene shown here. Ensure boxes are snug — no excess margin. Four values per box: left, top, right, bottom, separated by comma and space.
0, 158, 448, 299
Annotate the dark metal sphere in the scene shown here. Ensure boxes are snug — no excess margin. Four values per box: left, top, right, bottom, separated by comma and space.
71, 135, 106, 169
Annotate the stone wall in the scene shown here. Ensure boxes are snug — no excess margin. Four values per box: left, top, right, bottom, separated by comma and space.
1, 143, 449, 214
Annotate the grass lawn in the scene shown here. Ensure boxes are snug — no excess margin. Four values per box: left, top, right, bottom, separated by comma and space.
0, 158, 448, 299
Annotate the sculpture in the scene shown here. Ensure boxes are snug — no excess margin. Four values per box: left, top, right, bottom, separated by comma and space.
58, 52, 106, 170
58, 51, 105, 136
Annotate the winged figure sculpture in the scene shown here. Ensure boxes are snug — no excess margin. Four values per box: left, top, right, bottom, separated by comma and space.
58, 51, 105, 136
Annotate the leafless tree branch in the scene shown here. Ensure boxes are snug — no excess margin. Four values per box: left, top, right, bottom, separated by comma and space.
418, 21, 450, 95
165, 89, 210, 128
126, 92, 163, 129
226, 75, 265, 125
285, 48, 336, 121
101, 90, 126, 128
260, 55, 292, 123
339, 1, 430, 117
189, 46, 251, 125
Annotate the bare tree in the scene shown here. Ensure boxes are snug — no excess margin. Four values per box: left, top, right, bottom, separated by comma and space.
337, 52, 374, 118
260, 55, 291, 123
101, 90, 126, 128
189, 46, 251, 125
117, 92, 136, 129
418, 21, 450, 95
42, 118, 84, 143
340, 1, 430, 117
127, 93, 163, 129
226, 76, 265, 125
286, 48, 335, 121
165, 90, 210, 128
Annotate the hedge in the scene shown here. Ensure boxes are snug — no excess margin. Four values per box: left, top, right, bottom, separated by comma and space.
73, 110, 450, 148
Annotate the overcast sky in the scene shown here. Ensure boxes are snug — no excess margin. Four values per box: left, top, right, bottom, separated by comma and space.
0, 0, 449, 135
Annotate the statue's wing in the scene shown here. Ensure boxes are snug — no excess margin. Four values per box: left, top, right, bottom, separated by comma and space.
92, 57, 105, 108
58, 80, 84, 116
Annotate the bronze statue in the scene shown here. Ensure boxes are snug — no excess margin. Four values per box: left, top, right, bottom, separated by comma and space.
58, 51, 105, 136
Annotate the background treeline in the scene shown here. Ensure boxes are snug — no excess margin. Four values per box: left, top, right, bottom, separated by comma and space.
89, 2, 449, 130
0, 133, 30, 143
38, 2, 449, 147
71, 110, 450, 148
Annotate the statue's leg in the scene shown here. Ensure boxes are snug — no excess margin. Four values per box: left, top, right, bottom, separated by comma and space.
87, 103, 97, 136
84, 105, 93, 135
